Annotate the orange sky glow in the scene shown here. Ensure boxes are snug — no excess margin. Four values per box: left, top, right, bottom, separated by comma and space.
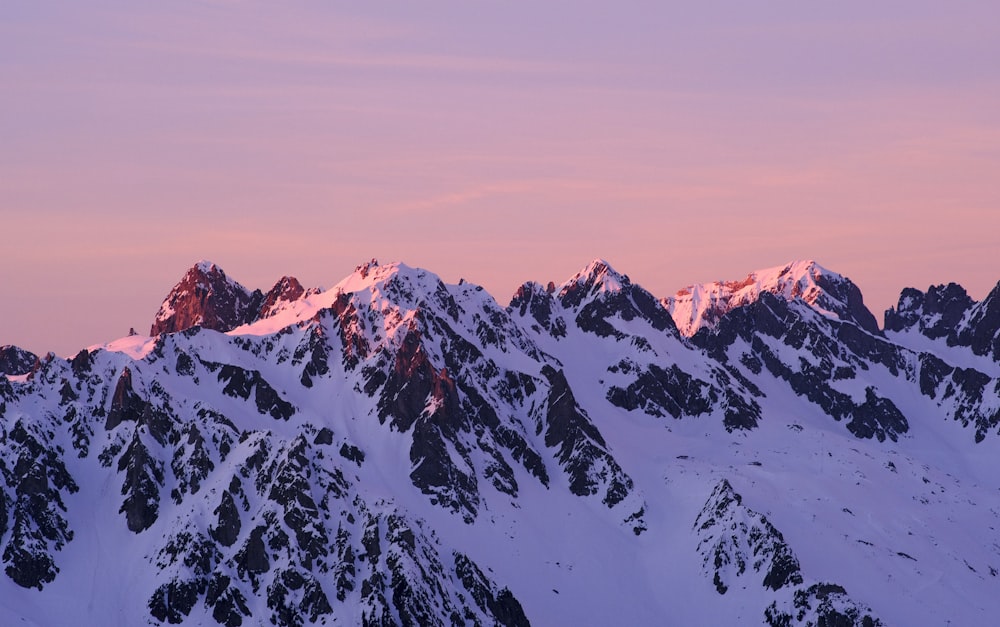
2, 1, 999, 356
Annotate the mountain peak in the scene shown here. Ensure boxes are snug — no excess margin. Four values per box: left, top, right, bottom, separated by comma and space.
666, 260, 879, 336
151, 263, 318, 337
335, 260, 423, 296
354, 258, 380, 278
0, 344, 40, 376
151, 262, 257, 335
258, 276, 310, 320
193, 259, 221, 274
576, 258, 627, 286
557, 258, 629, 308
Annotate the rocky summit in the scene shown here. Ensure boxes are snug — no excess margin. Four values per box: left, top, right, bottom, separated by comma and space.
2, 258, 1000, 626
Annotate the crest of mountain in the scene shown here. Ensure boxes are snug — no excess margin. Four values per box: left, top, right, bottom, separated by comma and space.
511, 258, 678, 341
0, 345, 39, 376
511, 258, 762, 433
3, 257, 1000, 626
149, 261, 317, 336
886, 279, 1000, 362
665, 260, 879, 337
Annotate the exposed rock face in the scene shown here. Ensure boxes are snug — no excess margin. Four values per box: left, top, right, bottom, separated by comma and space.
106, 367, 147, 430
258, 276, 307, 320
887, 280, 1000, 362
556, 259, 678, 338
696, 479, 882, 626
692, 292, 909, 442
214, 363, 295, 421
812, 269, 881, 335
150, 261, 264, 335
513, 259, 762, 436
376, 326, 482, 522
150, 262, 315, 336
509, 282, 565, 338
884, 283, 974, 338
540, 366, 637, 512
695, 479, 804, 595
959, 282, 1000, 361
453, 552, 530, 627
765, 583, 884, 627
0, 421, 78, 590
0, 345, 39, 376
117, 430, 164, 533
881, 280, 1000, 441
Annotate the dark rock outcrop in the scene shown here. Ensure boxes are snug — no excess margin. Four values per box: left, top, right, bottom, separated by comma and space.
556, 259, 677, 339
885, 283, 974, 338
118, 430, 165, 533
150, 262, 314, 336
454, 552, 530, 627
697, 480, 882, 626
694, 292, 909, 442
886, 280, 1000, 362
765, 583, 884, 627
958, 281, 1000, 361
813, 270, 881, 335
0, 345, 39, 376
0, 421, 78, 590
695, 479, 803, 595
509, 282, 566, 338
106, 367, 147, 431
607, 361, 715, 419
540, 366, 642, 528
216, 364, 295, 421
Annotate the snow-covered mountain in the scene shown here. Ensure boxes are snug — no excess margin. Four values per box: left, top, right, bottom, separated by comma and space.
664, 260, 879, 336
2, 258, 1000, 626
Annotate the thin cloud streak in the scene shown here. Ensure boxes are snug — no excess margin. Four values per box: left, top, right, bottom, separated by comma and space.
117, 40, 592, 78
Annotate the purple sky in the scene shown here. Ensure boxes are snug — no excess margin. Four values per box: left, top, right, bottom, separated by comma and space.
3, 1, 999, 356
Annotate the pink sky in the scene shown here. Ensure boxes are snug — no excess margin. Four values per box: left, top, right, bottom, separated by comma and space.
2, 1, 999, 356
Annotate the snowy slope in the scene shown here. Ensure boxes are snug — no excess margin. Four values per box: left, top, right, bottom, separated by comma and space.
1, 258, 1000, 626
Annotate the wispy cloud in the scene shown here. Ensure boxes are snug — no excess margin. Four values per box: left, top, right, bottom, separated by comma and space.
123, 40, 589, 78
386, 181, 551, 214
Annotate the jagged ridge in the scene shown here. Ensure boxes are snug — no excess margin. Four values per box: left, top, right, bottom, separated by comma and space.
1, 257, 1000, 626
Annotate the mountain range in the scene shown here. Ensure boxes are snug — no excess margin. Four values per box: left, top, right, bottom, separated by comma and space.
2, 257, 1000, 626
